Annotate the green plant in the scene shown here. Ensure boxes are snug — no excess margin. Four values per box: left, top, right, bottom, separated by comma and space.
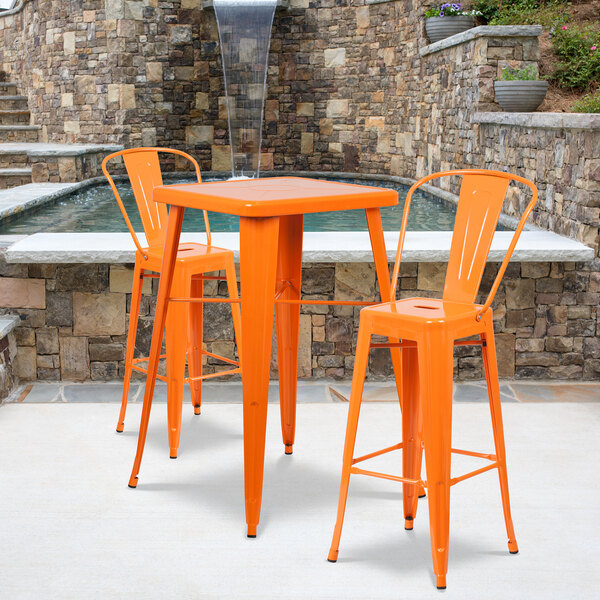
473, 0, 568, 28
571, 89, 600, 113
552, 24, 600, 91
425, 3, 482, 18
500, 64, 541, 80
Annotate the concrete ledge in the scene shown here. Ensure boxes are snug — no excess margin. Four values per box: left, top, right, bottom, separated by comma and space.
201, 0, 289, 9
473, 111, 600, 130
0, 314, 19, 338
4, 230, 594, 264
0, 142, 123, 157
420, 25, 542, 57
0, 181, 99, 220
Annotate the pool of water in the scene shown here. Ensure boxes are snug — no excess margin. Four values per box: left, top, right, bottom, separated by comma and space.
0, 177, 502, 234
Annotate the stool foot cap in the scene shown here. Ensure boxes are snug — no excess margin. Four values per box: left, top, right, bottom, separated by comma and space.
418, 493, 426, 498
404, 517, 414, 530
116, 424, 124, 433
285, 445, 293, 455
128, 477, 138, 489
194, 405, 201, 415
436, 575, 446, 589
327, 558, 337, 563
508, 540, 519, 554
247, 524, 257, 537
170, 449, 177, 459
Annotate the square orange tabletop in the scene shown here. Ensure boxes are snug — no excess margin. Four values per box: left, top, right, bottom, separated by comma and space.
154, 176, 398, 217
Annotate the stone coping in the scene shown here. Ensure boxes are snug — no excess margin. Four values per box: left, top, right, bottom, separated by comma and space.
0, 1, 24, 19
0, 314, 19, 338
0, 142, 123, 156
201, 0, 289, 9
3, 229, 593, 264
473, 112, 600, 130
420, 25, 542, 57
0, 181, 97, 220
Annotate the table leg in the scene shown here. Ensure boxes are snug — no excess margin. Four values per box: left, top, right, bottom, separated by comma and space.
128, 206, 185, 488
365, 207, 403, 405
275, 214, 303, 455
239, 216, 280, 537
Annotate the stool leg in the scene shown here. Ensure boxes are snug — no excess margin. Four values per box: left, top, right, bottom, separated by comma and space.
481, 323, 519, 554
328, 319, 371, 563
188, 275, 203, 415
117, 261, 145, 433
165, 274, 188, 459
224, 256, 242, 368
402, 344, 423, 530
418, 332, 453, 590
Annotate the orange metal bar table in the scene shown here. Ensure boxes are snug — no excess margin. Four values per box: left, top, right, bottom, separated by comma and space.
129, 177, 398, 537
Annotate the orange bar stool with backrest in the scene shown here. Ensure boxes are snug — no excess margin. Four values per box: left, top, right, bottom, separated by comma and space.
102, 148, 242, 458
328, 169, 538, 589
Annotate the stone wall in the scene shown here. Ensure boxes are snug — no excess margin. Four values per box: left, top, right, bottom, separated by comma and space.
0, 316, 18, 400
1, 257, 598, 382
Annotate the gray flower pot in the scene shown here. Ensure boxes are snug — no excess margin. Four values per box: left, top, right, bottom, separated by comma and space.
494, 80, 549, 112
425, 16, 475, 43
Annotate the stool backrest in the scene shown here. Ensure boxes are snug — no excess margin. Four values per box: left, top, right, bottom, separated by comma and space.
390, 170, 538, 319
102, 147, 210, 258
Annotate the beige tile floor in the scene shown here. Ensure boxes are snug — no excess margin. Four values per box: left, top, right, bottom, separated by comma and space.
0, 381, 598, 599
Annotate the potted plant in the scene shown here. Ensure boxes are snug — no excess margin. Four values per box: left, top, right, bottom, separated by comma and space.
494, 65, 549, 112
425, 3, 481, 44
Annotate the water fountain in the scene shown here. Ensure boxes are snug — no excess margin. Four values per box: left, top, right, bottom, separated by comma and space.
212, 0, 278, 178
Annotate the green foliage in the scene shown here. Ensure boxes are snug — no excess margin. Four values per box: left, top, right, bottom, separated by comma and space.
571, 89, 600, 113
425, 3, 482, 18
501, 64, 541, 80
552, 24, 600, 91
472, 0, 569, 28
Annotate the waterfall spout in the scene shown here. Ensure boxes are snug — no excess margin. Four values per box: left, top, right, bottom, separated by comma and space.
213, 0, 277, 179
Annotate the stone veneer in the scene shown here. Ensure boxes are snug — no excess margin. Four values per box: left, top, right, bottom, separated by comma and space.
0, 315, 19, 400
1, 257, 598, 382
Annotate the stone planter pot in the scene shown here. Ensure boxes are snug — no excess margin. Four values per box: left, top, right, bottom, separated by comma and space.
494, 80, 549, 112
425, 16, 475, 43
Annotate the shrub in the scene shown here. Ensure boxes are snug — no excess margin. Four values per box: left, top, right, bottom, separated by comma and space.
500, 64, 541, 80
552, 24, 600, 91
571, 89, 600, 113
472, 0, 568, 28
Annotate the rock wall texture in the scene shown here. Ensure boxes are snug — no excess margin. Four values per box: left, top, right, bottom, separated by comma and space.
1, 257, 598, 382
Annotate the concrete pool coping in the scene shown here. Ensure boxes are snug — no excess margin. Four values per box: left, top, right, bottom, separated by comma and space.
0, 171, 594, 264
2, 229, 593, 264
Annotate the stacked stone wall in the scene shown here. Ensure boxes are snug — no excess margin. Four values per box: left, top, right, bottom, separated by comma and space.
1, 257, 598, 382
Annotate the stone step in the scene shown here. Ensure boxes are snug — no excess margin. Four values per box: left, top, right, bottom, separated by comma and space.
0, 167, 32, 189
0, 96, 29, 110
0, 152, 28, 168
0, 110, 30, 125
0, 82, 18, 93
0, 125, 40, 143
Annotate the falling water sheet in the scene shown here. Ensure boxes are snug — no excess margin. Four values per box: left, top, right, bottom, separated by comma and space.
213, 0, 278, 178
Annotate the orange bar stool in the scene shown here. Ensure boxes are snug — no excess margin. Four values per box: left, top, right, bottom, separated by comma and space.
102, 148, 242, 458
328, 170, 538, 589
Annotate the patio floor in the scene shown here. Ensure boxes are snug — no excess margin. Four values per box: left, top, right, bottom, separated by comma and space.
0, 380, 598, 599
